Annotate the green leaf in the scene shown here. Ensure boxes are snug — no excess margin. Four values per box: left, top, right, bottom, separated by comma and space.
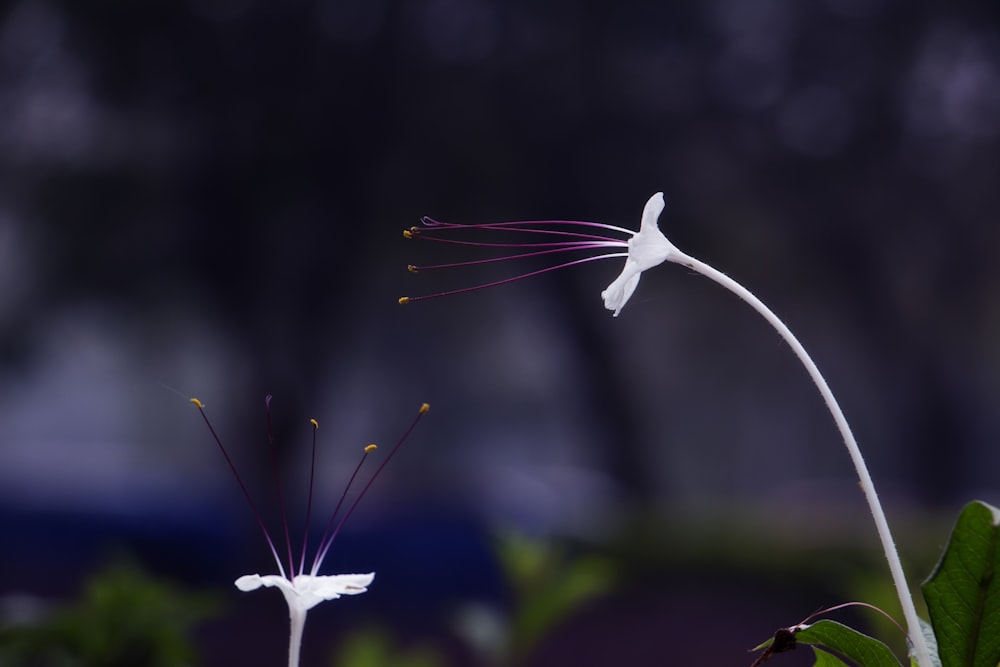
922, 500, 1000, 667
494, 531, 616, 657
812, 647, 853, 666
795, 620, 903, 666
510, 552, 616, 655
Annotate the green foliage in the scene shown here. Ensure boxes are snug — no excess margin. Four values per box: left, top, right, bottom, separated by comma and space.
811, 647, 853, 666
796, 621, 903, 666
922, 500, 1000, 667
330, 532, 617, 667
752, 620, 902, 667
751, 500, 1000, 667
495, 530, 617, 659
330, 627, 443, 667
0, 560, 218, 667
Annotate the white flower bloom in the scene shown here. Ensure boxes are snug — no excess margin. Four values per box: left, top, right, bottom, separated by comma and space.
192, 397, 429, 667
404, 192, 938, 666
402, 191, 684, 317
235, 572, 374, 613
600, 192, 681, 316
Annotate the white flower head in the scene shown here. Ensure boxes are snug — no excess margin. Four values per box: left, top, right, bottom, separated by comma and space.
235, 572, 375, 614
600, 192, 681, 316
402, 191, 685, 317
191, 397, 430, 667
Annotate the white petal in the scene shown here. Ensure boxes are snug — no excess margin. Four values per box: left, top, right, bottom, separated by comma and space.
293, 573, 375, 611
233, 572, 375, 613
234, 573, 295, 594
601, 261, 642, 317
307, 573, 375, 598
601, 192, 678, 316
639, 192, 665, 234
234, 574, 264, 591
629, 216, 675, 274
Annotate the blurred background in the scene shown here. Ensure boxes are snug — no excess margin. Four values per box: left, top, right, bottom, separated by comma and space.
1, 0, 998, 664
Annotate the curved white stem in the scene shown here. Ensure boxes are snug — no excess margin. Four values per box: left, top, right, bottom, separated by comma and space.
674, 252, 932, 667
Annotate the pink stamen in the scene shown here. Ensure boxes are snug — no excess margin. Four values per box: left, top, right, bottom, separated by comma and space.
402, 214, 636, 304
298, 418, 319, 577
418, 217, 635, 237
191, 398, 288, 579
264, 395, 297, 579
402, 253, 626, 303
414, 235, 623, 249
310, 447, 374, 576
410, 242, 623, 272
312, 403, 430, 575
194, 398, 429, 581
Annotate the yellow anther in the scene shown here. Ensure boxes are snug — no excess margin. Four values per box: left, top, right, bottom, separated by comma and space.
420, 402, 430, 414
402, 229, 413, 239
409, 226, 421, 236
398, 296, 410, 305
190, 397, 204, 409
365, 443, 378, 453
407, 265, 419, 273
310, 418, 319, 429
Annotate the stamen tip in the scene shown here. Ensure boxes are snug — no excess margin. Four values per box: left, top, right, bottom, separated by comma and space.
398, 296, 410, 305
407, 265, 419, 273
402, 229, 413, 239
310, 418, 319, 429
190, 397, 204, 409
420, 402, 430, 414
364, 443, 377, 453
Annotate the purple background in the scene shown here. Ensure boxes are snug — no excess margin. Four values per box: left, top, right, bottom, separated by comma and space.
1, 0, 998, 664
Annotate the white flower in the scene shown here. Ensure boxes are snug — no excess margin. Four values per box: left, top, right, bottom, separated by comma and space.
402, 191, 684, 317
600, 192, 681, 317
191, 397, 430, 667
235, 572, 375, 613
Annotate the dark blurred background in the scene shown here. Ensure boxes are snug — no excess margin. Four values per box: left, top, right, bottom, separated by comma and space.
1, 0, 998, 664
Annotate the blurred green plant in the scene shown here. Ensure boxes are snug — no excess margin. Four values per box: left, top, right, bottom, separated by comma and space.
497, 530, 616, 658
330, 626, 443, 667
326, 531, 617, 667
0, 559, 219, 667
451, 530, 617, 666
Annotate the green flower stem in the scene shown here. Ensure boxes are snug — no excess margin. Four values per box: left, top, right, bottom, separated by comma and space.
676, 252, 932, 667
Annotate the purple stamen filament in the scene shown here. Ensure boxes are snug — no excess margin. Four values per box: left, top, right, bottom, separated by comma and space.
402, 216, 635, 303
298, 418, 319, 577
405, 254, 627, 302
264, 395, 297, 580
191, 398, 288, 579
191, 397, 429, 581
410, 243, 624, 272
798, 601, 909, 640
311, 403, 429, 575
418, 217, 635, 237
309, 446, 375, 576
